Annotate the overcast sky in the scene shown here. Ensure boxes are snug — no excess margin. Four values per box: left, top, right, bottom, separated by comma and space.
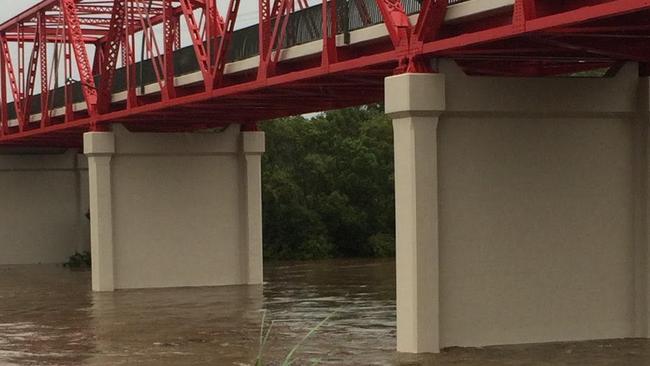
1, 2, 39, 24
0, 1, 265, 27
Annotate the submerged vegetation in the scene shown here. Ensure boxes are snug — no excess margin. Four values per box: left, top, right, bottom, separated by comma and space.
255, 311, 334, 365
262, 105, 395, 260
63, 251, 91, 269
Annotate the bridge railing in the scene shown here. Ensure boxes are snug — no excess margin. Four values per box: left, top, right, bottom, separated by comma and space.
6, 0, 469, 121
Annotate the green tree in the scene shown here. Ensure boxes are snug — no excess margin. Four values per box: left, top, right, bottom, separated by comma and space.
261, 105, 395, 260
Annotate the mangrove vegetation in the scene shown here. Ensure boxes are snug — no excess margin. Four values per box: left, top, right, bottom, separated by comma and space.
261, 105, 395, 261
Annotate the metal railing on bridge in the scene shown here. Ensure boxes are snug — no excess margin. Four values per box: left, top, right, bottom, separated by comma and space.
7, 0, 469, 121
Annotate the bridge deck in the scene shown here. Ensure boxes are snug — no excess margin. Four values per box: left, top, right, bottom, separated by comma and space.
0, 0, 649, 147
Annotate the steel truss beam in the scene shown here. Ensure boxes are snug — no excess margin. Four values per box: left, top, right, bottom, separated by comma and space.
21, 18, 41, 131
0, 35, 23, 127
374, 0, 447, 72
0, 0, 648, 146
179, 0, 222, 90
39, 12, 50, 128
60, 0, 97, 115
97, 0, 126, 114
163, 0, 177, 98
214, 0, 241, 86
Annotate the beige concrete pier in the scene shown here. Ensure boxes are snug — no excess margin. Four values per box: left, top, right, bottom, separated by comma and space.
84, 124, 265, 291
386, 61, 650, 352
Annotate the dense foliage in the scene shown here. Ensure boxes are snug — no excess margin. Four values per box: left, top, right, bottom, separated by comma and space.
261, 105, 396, 260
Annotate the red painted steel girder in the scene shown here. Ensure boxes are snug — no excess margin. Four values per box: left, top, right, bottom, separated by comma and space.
0, 0, 650, 146
60, 0, 98, 115
97, 0, 126, 114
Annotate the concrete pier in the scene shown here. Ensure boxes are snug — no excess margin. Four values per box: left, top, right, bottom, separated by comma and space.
0, 149, 89, 265
386, 73, 445, 354
386, 61, 649, 352
84, 124, 265, 291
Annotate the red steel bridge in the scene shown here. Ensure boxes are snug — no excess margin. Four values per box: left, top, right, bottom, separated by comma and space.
0, 0, 649, 146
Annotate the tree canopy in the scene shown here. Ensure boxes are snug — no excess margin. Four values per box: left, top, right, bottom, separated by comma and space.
261, 105, 395, 260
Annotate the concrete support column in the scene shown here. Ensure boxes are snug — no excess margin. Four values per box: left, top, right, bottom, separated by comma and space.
635, 77, 650, 337
0, 149, 89, 265
385, 73, 446, 354
241, 131, 266, 284
75, 155, 91, 254
84, 132, 116, 292
83, 124, 262, 291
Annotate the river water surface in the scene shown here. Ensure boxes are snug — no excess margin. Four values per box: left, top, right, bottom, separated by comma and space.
1, 259, 650, 366
0, 259, 396, 365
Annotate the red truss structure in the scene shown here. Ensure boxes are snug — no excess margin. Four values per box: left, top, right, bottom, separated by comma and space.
0, 0, 649, 147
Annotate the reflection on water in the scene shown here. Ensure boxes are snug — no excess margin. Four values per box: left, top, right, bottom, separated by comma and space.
3, 259, 650, 366
0, 259, 397, 365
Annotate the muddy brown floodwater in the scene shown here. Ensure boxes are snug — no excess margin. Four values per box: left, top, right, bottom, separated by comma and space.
0, 259, 649, 366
